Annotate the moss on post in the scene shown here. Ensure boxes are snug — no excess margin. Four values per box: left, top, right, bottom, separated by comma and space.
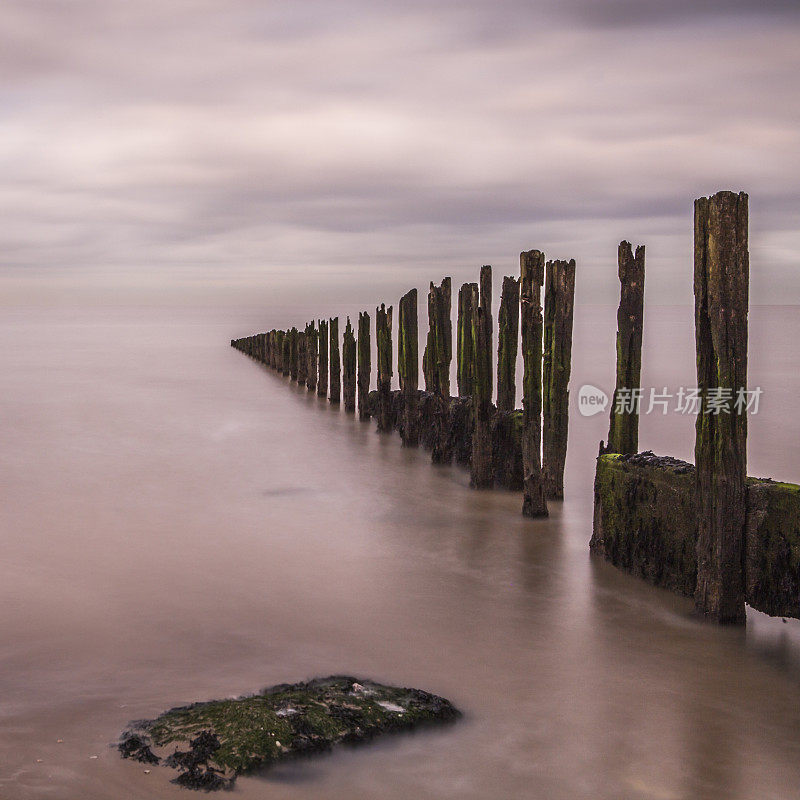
542, 258, 576, 500
280, 330, 289, 376
329, 317, 340, 404
357, 312, 371, 420
342, 318, 356, 413
456, 283, 478, 397
694, 191, 749, 625
605, 242, 645, 455
398, 289, 419, 446
520, 250, 548, 517
497, 276, 519, 413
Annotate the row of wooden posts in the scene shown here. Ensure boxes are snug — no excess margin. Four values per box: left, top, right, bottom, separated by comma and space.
232, 189, 758, 624
232, 256, 579, 517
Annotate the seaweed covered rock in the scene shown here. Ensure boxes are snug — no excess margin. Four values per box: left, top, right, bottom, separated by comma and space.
118, 676, 460, 791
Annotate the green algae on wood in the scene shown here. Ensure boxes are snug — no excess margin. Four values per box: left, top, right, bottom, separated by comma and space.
604, 242, 645, 456
542, 258, 576, 500
317, 319, 328, 398
357, 312, 371, 420
520, 250, 548, 518
398, 289, 419, 446
471, 266, 494, 488
496, 276, 519, 413
694, 191, 749, 625
329, 317, 340, 404
342, 317, 356, 413
119, 676, 460, 791
376, 303, 393, 432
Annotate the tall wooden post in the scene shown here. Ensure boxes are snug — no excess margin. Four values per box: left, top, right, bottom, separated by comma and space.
289, 328, 299, 382
306, 323, 317, 392
497, 276, 520, 412
280, 330, 290, 376
470, 266, 494, 487
297, 330, 307, 385
457, 282, 478, 397
376, 304, 393, 432
520, 250, 548, 517
694, 191, 749, 625
264, 332, 272, 367
342, 318, 356, 413
329, 317, 341, 404
423, 277, 453, 463
357, 312, 371, 420
318, 319, 328, 398
605, 242, 646, 455
423, 277, 452, 398
542, 259, 576, 500
398, 289, 419, 446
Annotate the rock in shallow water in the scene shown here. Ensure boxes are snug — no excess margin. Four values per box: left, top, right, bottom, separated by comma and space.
118, 676, 460, 791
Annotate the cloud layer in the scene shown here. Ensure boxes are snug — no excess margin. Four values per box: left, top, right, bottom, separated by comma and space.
1, 0, 799, 305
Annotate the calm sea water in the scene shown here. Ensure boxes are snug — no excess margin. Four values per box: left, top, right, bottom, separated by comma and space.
2, 304, 800, 800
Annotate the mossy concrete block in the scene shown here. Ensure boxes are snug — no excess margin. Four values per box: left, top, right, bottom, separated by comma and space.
591, 453, 800, 618
119, 676, 460, 792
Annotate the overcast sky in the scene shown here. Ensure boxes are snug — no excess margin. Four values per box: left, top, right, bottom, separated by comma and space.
1, 0, 799, 307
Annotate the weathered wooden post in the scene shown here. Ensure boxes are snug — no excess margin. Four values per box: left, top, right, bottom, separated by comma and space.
471, 266, 493, 487
275, 330, 285, 374
342, 317, 356, 413
376, 304, 393, 432
329, 317, 341, 404
357, 312, 371, 420
694, 191, 749, 625
318, 319, 328, 398
289, 328, 299, 382
497, 276, 520, 412
398, 289, 419, 446
264, 332, 272, 367
605, 242, 646, 455
457, 283, 478, 397
297, 330, 307, 385
423, 278, 453, 463
423, 278, 452, 397
542, 259, 576, 499
306, 322, 318, 392
281, 330, 291, 376
520, 250, 548, 517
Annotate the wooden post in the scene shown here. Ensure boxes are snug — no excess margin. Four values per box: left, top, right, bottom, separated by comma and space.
318, 318, 328, 398
342, 317, 356, 413
605, 242, 646, 455
542, 258, 576, 500
471, 266, 493, 487
423, 278, 452, 397
281, 330, 291, 376
520, 250, 548, 517
457, 282, 478, 397
289, 328, 299, 382
398, 288, 419, 446
357, 312, 371, 420
329, 317, 341, 404
306, 322, 317, 392
376, 303, 393, 432
297, 330, 307, 385
694, 191, 749, 625
497, 276, 520, 412
264, 332, 272, 367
